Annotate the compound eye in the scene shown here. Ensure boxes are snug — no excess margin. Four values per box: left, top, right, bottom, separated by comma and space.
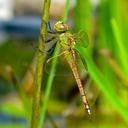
54, 21, 69, 32
60, 24, 65, 29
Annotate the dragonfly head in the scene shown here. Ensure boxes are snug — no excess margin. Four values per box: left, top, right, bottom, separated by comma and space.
54, 21, 69, 33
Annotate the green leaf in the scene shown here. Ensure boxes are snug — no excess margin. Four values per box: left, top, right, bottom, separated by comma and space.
111, 18, 128, 77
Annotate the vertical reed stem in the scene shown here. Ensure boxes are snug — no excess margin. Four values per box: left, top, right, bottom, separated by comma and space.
30, 0, 51, 128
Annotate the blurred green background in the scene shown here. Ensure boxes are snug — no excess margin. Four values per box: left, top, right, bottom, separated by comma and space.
0, 0, 128, 128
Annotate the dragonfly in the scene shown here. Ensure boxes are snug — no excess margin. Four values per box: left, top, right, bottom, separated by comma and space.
43, 21, 91, 115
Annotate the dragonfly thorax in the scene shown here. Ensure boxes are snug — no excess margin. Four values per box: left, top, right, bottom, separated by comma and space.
59, 32, 76, 50
54, 21, 69, 33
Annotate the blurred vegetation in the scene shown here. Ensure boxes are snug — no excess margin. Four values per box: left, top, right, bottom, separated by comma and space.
0, 0, 128, 128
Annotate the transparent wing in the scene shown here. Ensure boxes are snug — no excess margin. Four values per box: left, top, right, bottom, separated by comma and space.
73, 30, 89, 48
78, 52, 88, 71
44, 50, 87, 76
44, 50, 73, 76
44, 32, 59, 55
45, 31, 59, 44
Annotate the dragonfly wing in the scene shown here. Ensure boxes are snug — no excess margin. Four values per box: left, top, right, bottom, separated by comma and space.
74, 52, 88, 71
47, 42, 57, 56
79, 53, 88, 71
45, 31, 59, 43
73, 30, 89, 48
44, 51, 73, 76
44, 33, 59, 54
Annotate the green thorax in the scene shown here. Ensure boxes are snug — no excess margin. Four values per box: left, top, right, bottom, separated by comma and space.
59, 31, 75, 50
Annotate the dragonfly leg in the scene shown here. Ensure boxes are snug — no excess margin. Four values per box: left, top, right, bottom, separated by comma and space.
38, 47, 54, 55
46, 51, 67, 63
38, 48, 46, 54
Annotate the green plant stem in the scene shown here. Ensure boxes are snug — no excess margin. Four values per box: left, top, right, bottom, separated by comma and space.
100, 48, 128, 87
38, 44, 60, 128
111, 18, 128, 76
30, 0, 51, 128
39, 0, 70, 127
62, 0, 70, 22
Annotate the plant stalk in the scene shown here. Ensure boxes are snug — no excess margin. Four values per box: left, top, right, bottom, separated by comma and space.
30, 0, 51, 128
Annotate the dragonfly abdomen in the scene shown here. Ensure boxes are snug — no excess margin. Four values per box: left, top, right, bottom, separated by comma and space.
67, 52, 91, 115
